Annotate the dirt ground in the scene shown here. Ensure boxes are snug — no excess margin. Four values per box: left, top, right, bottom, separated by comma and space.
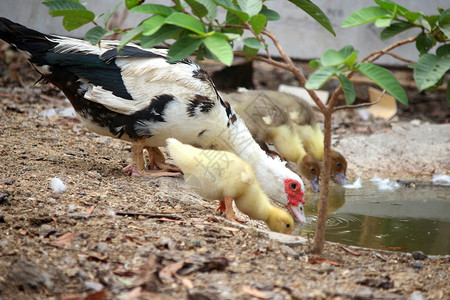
0, 49, 449, 299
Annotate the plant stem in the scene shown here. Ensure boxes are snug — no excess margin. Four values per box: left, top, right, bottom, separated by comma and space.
313, 109, 332, 253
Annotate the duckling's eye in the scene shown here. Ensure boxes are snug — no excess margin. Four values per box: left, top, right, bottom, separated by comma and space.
286, 223, 291, 228
310, 167, 315, 173
290, 182, 297, 190
336, 162, 342, 167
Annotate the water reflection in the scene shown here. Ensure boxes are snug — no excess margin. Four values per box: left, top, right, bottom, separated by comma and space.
301, 180, 450, 255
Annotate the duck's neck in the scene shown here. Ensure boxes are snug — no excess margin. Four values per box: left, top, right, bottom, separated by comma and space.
234, 182, 273, 223
214, 115, 283, 201
270, 125, 306, 164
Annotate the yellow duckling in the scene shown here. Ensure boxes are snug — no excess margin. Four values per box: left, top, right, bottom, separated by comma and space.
166, 138, 299, 234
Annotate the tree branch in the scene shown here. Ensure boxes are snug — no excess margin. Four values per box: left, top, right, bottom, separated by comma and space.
333, 90, 385, 111
361, 37, 417, 63
262, 29, 329, 113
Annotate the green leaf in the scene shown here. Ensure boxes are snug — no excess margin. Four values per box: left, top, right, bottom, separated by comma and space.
438, 10, 450, 38
237, 0, 262, 17
103, 2, 122, 27
309, 59, 320, 70
436, 44, 450, 58
320, 49, 346, 67
338, 46, 360, 67
343, 52, 359, 67
141, 25, 181, 48
167, 36, 202, 62
118, 25, 143, 50
125, 0, 144, 10
414, 54, 450, 91
142, 15, 166, 36
215, 0, 250, 21
339, 45, 355, 57
289, 0, 335, 36
305, 67, 338, 90
250, 14, 267, 35
185, 0, 208, 18
223, 11, 244, 35
260, 5, 280, 21
357, 62, 408, 105
196, 0, 217, 19
342, 6, 390, 27
84, 26, 107, 44
374, 0, 410, 17
416, 32, 436, 54
243, 37, 264, 49
43, 0, 86, 11
203, 34, 233, 66
243, 45, 259, 57
165, 12, 205, 35
338, 75, 356, 105
51, 10, 95, 31
380, 22, 414, 40
129, 4, 174, 16
374, 16, 392, 28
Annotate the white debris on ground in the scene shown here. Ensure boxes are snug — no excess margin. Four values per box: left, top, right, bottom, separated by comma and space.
50, 177, 67, 193
431, 174, 450, 186
370, 176, 400, 191
39, 107, 76, 118
343, 177, 362, 189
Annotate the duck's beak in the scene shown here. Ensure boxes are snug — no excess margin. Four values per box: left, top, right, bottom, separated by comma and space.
334, 172, 346, 185
309, 177, 320, 192
287, 204, 306, 224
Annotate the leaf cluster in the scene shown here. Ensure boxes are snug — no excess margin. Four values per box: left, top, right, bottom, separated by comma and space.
42, 0, 334, 66
341, 0, 449, 102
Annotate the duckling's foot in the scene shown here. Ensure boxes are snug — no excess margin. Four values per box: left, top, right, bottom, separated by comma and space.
222, 196, 248, 224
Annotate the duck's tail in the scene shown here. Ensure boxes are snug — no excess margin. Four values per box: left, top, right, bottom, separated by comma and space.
0, 17, 56, 66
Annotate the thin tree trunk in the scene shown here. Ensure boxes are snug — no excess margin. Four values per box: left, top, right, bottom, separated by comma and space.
313, 110, 332, 253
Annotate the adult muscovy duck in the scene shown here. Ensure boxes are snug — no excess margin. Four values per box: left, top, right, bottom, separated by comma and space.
0, 18, 306, 222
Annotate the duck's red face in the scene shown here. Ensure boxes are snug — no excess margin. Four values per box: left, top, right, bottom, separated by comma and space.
284, 178, 305, 206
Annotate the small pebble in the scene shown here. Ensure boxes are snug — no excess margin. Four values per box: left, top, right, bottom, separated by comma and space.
410, 263, 424, 270
83, 281, 104, 291
0, 192, 11, 206
280, 245, 299, 259
411, 251, 427, 260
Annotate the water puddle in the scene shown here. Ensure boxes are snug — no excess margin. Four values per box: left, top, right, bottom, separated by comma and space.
301, 179, 450, 255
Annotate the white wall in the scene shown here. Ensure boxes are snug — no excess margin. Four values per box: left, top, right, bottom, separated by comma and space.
0, 0, 446, 66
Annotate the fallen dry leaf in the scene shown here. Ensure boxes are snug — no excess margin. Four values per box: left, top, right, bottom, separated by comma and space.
121, 287, 142, 300
85, 206, 95, 214
174, 274, 193, 289
339, 245, 361, 256
84, 290, 107, 300
308, 257, 342, 267
159, 261, 185, 282
51, 232, 76, 246
242, 285, 268, 299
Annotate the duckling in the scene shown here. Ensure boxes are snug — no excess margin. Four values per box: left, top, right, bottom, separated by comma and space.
224, 90, 347, 186
166, 138, 301, 233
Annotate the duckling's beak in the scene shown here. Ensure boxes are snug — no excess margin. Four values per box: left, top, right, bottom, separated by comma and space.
309, 177, 320, 192
287, 204, 306, 224
334, 172, 346, 185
